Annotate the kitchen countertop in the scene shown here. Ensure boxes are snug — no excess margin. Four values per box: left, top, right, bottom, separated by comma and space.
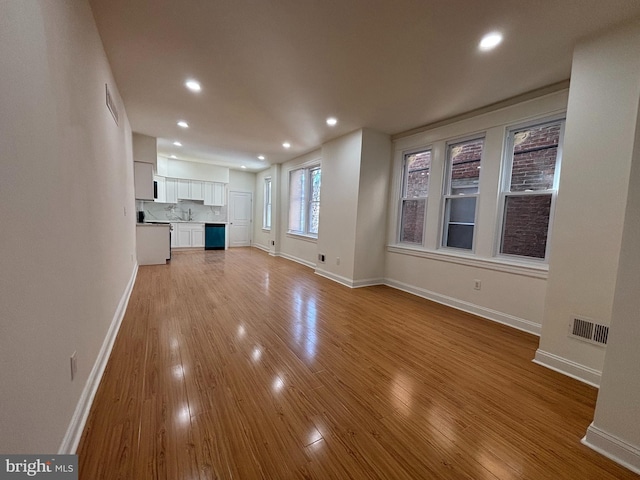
142, 220, 228, 224
136, 223, 171, 227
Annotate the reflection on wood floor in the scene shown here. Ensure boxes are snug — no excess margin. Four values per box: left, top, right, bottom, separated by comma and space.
78, 248, 638, 479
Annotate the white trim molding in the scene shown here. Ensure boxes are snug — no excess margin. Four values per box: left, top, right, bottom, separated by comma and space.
387, 245, 549, 279
385, 278, 541, 335
314, 269, 384, 288
58, 263, 139, 454
583, 423, 640, 475
277, 251, 316, 269
252, 242, 270, 253
533, 349, 601, 388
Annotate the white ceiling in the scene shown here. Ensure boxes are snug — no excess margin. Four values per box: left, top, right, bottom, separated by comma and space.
89, 0, 640, 171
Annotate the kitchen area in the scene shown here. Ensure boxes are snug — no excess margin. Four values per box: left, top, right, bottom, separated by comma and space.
133, 133, 235, 266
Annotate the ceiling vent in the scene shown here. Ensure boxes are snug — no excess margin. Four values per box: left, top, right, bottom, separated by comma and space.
569, 317, 609, 346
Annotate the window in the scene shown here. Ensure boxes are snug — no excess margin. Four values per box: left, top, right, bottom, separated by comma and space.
499, 119, 564, 259
399, 150, 431, 244
442, 137, 484, 250
288, 166, 321, 237
263, 177, 272, 230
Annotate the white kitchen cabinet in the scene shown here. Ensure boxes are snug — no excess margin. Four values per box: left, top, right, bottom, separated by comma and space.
154, 175, 166, 203
151, 176, 225, 205
176, 222, 204, 248
170, 223, 178, 248
192, 227, 204, 247
134, 161, 154, 200
177, 179, 191, 199
177, 179, 206, 201
191, 180, 204, 201
204, 182, 225, 206
177, 227, 192, 247
165, 178, 178, 203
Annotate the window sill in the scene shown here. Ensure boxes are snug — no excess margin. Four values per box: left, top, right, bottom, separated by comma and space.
387, 244, 548, 279
262, 228, 271, 233
286, 232, 318, 243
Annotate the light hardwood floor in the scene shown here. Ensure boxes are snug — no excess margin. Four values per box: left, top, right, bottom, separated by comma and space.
78, 248, 638, 479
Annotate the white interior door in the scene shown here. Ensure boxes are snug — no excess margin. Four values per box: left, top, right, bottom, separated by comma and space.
229, 191, 252, 247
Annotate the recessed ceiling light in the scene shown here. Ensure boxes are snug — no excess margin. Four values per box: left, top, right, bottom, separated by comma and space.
185, 79, 201, 92
241, 165, 247, 169
282, 142, 291, 149
326, 117, 338, 126
258, 155, 265, 160
177, 120, 189, 128
170, 155, 177, 159
479, 31, 503, 51
173, 141, 182, 147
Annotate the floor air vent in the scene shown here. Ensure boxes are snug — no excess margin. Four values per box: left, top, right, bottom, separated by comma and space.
569, 317, 609, 346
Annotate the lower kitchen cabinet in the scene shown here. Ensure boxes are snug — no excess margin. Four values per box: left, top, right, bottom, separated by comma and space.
176, 222, 204, 248
170, 223, 178, 248
136, 224, 170, 265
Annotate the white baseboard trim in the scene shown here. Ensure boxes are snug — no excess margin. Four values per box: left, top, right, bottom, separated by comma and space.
58, 263, 139, 454
252, 243, 270, 253
582, 423, 640, 475
352, 277, 385, 288
314, 268, 354, 287
278, 251, 316, 269
384, 278, 541, 336
533, 349, 601, 388
314, 268, 384, 289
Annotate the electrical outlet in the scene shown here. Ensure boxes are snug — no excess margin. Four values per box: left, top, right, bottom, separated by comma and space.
318, 254, 325, 263
70, 352, 77, 381
474, 279, 481, 291
336, 257, 340, 266
123, 206, 127, 216
271, 240, 275, 246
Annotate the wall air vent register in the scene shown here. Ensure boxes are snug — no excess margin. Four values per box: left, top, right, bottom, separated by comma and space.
569, 316, 609, 346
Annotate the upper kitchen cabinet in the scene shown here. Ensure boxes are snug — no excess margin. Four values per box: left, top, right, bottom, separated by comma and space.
149, 175, 225, 205
190, 180, 204, 201
132, 132, 157, 201
132, 133, 157, 169
134, 161, 154, 200
177, 179, 190, 200
153, 175, 166, 203
177, 179, 204, 200
165, 178, 178, 203
204, 182, 225, 206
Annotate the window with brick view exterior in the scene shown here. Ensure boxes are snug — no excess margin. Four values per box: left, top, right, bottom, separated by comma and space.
500, 121, 563, 259
400, 150, 431, 244
443, 138, 484, 250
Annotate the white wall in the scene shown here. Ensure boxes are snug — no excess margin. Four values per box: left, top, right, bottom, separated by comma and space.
229, 169, 256, 193
584, 88, 640, 473
0, 0, 135, 453
163, 157, 229, 183
385, 91, 568, 335
536, 20, 640, 385
353, 129, 391, 284
316, 131, 364, 282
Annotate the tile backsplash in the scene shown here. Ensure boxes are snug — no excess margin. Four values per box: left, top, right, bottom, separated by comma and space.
142, 200, 227, 223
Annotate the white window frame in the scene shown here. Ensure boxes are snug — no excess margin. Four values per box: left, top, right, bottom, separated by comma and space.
398, 148, 432, 245
287, 165, 321, 238
262, 177, 272, 231
441, 136, 484, 252
497, 116, 565, 262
